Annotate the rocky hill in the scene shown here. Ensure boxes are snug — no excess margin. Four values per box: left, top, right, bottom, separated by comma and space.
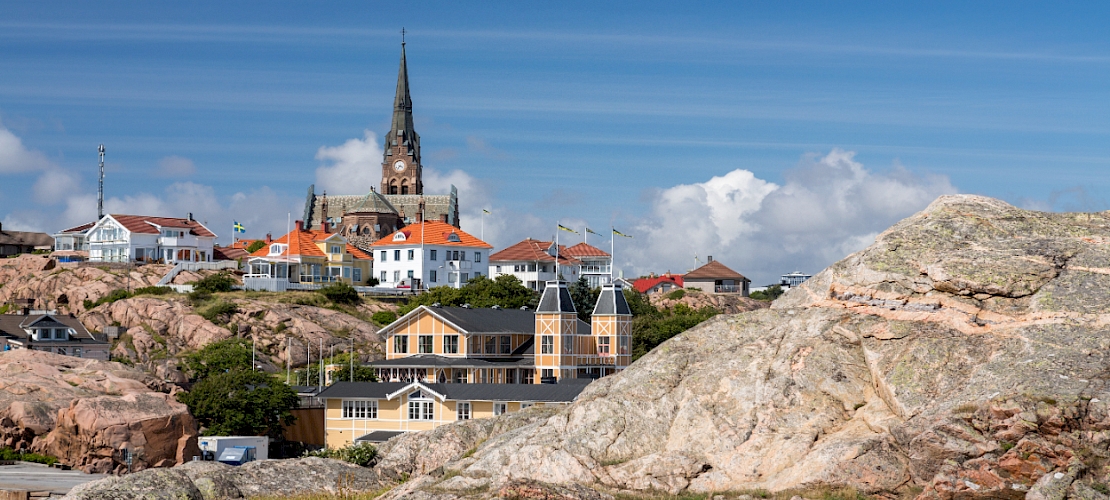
649, 289, 770, 314
0, 349, 198, 474
373, 195, 1110, 499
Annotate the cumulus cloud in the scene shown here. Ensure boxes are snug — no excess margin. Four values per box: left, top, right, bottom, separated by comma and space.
32, 168, 81, 205
0, 125, 52, 173
157, 155, 196, 177
314, 130, 383, 195
631, 148, 957, 284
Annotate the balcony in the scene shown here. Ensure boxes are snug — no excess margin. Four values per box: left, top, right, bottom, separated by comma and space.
445, 260, 472, 271
159, 235, 199, 247
715, 284, 745, 294
580, 265, 611, 274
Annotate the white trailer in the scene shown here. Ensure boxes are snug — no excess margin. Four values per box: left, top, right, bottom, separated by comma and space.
197, 436, 269, 461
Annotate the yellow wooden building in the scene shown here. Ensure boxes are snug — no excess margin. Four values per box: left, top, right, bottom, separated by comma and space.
372, 282, 633, 384
245, 220, 375, 287
317, 380, 586, 447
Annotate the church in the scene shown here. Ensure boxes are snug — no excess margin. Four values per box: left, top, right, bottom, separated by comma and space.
302, 41, 460, 251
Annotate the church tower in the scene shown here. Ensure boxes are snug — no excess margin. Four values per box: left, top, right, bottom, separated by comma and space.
381, 41, 423, 196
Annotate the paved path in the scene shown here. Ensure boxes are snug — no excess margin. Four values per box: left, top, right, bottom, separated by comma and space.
0, 462, 107, 495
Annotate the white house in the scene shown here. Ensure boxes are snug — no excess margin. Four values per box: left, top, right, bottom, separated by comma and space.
369, 221, 491, 289
87, 214, 217, 264
487, 238, 582, 291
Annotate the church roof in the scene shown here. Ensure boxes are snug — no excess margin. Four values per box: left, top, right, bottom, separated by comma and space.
388, 42, 420, 164
370, 221, 491, 248
352, 190, 399, 215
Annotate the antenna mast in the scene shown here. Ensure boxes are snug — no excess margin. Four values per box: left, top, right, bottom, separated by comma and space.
97, 144, 106, 220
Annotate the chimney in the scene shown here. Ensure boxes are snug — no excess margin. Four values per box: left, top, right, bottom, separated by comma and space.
295, 220, 304, 231
439, 214, 448, 223
187, 213, 194, 221
322, 220, 330, 233
265, 233, 272, 244
708, 255, 713, 263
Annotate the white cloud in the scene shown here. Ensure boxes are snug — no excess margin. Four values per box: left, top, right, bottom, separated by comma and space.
0, 125, 52, 173
32, 168, 81, 205
314, 130, 382, 195
157, 155, 196, 177
631, 148, 958, 284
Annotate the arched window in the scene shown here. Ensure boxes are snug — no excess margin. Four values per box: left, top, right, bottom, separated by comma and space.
389, 180, 398, 195
400, 180, 409, 195
407, 390, 434, 420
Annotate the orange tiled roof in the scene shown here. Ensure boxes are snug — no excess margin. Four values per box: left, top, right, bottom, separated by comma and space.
563, 242, 610, 258
110, 214, 217, 238
489, 238, 581, 265
370, 221, 492, 249
230, 239, 261, 250
248, 228, 372, 260
684, 260, 748, 281
632, 274, 684, 293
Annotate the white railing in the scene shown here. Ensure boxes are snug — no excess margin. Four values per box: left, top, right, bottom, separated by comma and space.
581, 265, 611, 274
446, 260, 472, 271
715, 284, 744, 293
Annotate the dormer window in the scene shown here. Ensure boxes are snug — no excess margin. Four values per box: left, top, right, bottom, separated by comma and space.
446, 232, 461, 243
268, 244, 288, 256
392, 232, 407, 242
330, 245, 342, 254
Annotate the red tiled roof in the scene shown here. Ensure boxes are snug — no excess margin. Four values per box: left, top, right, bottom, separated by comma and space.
370, 221, 492, 249
230, 239, 261, 250
632, 274, 684, 294
489, 239, 581, 265
248, 228, 372, 260
684, 260, 748, 281
563, 242, 610, 258
57, 222, 95, 234
110, 214, 217, 238
213, 247, 249, 261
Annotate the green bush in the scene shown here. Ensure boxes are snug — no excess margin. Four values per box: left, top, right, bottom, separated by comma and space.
133, 286, 173, 296
193, 272, 236, 293
750, 284, 784, 301
371, 311, 397, 325
188, 290, 213, 306
318, 282, 361, 306
199, 300, 239, 323
0, 447, 58, 466
305, 442, 377, 466
665, 289, 686, 300
246, 240, 266, 253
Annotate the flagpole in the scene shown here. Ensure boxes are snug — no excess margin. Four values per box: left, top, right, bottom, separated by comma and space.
555, 222, 559, 281
583, 225, 587, 245
611, 228, 615, 282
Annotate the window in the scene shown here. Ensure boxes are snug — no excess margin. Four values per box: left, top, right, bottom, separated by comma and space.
563, 335, 574, 354
407, 249, 414, 260
74, 347, 82, 358
471, 338, 482, 354
407, 396, 434, 421
500, 336, 511, 354
493, 402, 508, 416
430, 249, 437, 260
485, 336, 497, 354
418, 335, 433, 354
521, 402, 534, 409
394, 250, 401, 261
394, 335, 408, 354
513, 265, 520, 272
443, 335, 459, 354
462, 273, 469, 281
380, 271, 387, 283
457, 402, 471, 420
496, 266, 501, 273
393, 270, 400, 282
474, 271, 482, 278
56, 347, 67, 356
598, 336, 611, 356
429, 270, 437, 282
342, 400, 378, 419
542, 369, 554, 379
528, 264, 537, 272
474, 252, 482, 262
407, 270, 414, 279
619, 336, 629, 355
331, 245, 341, 254
353, 268, 362, 282
380, 251, 388, 261
523, 370, 534, 384
343, 267, 351, 278
540, 335, 553, 354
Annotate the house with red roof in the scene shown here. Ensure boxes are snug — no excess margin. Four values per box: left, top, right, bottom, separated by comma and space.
370, 221, 491, 289
562, 242, 613, 288
632, 273, 684, 295
487, 238, 583, 291
86, 214, 217, 263
245, 221, 373, 287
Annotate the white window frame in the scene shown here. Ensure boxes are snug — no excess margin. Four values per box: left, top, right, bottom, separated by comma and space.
342, 399, 378, 419
418, 335, 433, 354
443, 335, 459, 354
541, 335, 553, 354
457, 401, 471, 420
407, 395, 434, 421
493, 402, 508, 416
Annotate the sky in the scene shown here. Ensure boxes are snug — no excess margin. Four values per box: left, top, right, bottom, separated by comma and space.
2, 2, 1110, 284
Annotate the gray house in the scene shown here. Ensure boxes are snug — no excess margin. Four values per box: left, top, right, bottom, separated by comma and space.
0, 222, 54, 257
683, 257, 751, 296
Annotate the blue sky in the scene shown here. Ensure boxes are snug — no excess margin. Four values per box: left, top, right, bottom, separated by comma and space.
2, 2, 1109, 283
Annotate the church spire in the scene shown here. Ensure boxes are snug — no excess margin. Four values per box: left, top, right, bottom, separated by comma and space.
381, 34, 422, 195
392, 40, 414, 135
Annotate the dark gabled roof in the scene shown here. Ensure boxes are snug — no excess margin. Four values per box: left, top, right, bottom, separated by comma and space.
0, 313, 104, 343
318, 381, 589, 403
684, 260, 749, 281
429, 306, 535, 334
536, 281, 576, 314
593, 283, 632, 316
369, 354, 534, 369
0, 230, 53, 247
351, 190, 399, 215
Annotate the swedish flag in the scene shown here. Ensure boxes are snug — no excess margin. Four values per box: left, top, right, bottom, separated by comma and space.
585, 227, 601, 235
612, 228, 632, 238
233, 221, 246, 233
557, 224, 578, 234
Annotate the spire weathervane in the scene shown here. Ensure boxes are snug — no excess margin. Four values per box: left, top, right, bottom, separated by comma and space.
401, 27, 406, 45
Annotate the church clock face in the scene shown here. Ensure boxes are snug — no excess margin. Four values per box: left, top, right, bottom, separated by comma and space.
392, 160, 406, 172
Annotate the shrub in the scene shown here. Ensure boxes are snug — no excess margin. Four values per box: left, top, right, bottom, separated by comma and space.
305, 442, 377, 467
0, 446, 58, 466
665, 289, 686, 300
371, 311, 397, 325
133, 286, 173, 296
199, 300, 239, 323
188, 290, 213, 306
193, 272, 236, 293
318, 282, 361, 306
246, 240, 266, 253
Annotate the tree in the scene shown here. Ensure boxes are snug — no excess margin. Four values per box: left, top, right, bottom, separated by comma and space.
183, 338, 253, 380
398, 275, 538, 315
750, 284, 784, 301
326, 352, 379, 384
317, 282, 361, 305
245, 240, 266, 253
178, 369, 299, 437
630, 303, 719, 360
569, 277, 598, 322
193, 272, 236, 293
